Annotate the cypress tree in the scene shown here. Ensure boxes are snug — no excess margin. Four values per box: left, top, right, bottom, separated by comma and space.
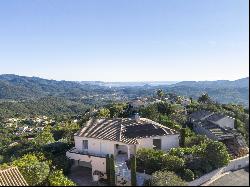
131, 155, 137, 186
180, 128, 186, 147
106, 154, 110, 183
110, 154, 116, 186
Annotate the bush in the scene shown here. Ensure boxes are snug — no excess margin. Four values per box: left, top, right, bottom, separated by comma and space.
169, 147, 196, 158
150, 171, 187, 186
180, 169, 195, 182
136, 148, 185, 174
162, 154, 185, 172
203, 140, 230, 169
136, 148, 165, 174
185, 135, 207, 147
13, 154, 50, 186
48, 170, 76, 186
52, 155, 72, 174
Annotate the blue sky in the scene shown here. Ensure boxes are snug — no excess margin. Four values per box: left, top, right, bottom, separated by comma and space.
0, 0, 249, 82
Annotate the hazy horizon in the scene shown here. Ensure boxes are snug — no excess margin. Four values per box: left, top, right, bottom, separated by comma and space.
0, 73, 248, 83
0, 0, 249, 82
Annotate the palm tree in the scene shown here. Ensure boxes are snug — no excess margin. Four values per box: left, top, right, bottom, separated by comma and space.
157, 89, 164, 100
198, 93, 211, 103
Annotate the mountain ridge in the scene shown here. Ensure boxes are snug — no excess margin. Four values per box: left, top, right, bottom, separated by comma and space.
0, 74, 248, 106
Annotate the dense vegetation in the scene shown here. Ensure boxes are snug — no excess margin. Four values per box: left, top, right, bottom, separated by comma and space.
149, 171, 187, 186
0, 75, 248, 186
136, 139, 230, 181
0, 74, 249, 108
0, 97, 89, 120
0, 121, 80, 186
186, 97, 249, 145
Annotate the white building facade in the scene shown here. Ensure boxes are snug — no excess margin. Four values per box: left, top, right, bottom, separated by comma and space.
66, 117, 180, 184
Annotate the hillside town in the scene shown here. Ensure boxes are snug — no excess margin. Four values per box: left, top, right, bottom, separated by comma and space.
0, 91, 249, 186
0, 0, 249, 186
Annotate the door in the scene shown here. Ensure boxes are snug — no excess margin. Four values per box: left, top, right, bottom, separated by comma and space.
153, 139, 161, 150
78, 161, 92, 168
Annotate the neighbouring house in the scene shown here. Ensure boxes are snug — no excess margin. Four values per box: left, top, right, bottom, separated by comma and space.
129, 99, 146, 109
35, 127, 44, 132
18, 126, 29, 133
0, 167, 28, 186
66, 114, 179, 185
181, 98, 191, 107
189, 110, 248, 157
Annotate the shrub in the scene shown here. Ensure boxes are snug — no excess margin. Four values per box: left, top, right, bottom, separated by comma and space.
150, 171, 187, 186
13, 154, 50, 186
161, 154, 185, 172
202, 140, 230, 169
180, 169, 195, 182
48, 170, 76, 186
136, 148, 165, 174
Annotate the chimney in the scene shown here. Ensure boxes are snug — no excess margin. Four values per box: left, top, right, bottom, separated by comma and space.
134, 113, 140, 122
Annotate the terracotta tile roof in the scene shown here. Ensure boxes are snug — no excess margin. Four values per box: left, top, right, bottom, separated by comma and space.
0, 167, 28, 186
76, 118, 178, 144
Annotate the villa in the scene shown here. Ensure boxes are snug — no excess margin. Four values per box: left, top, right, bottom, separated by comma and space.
66, 114, 180, 184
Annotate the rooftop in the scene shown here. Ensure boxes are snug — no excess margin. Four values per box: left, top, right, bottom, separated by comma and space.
189, 110, 214, 121
200, 121, 234, 140
0, 167, 28, 186
76, 118, 178, 144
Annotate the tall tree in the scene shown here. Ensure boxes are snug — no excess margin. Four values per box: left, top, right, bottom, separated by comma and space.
198, 93, 212, 104
48, 170, 76, 186
131, 155, 137, 186
109, 154, 116, 186
12, 153, 50, 186
106, 154, 110, 183
97, 108, 110, 118
157, 89, 164, 100
180, 128, 187, 147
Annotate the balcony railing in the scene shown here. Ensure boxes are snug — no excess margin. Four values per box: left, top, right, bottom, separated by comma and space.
68, 147, 106, 158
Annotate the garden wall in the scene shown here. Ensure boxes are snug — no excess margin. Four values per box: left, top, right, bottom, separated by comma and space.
188, 154, 249, 186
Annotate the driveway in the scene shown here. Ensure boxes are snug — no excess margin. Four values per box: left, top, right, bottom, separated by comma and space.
209, 168, 249, 186
68, 166, 107, 186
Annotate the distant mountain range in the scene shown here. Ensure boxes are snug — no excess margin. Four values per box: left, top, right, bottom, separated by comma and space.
172, 77, 249, 89
0, 74, 249, 106
79, 81, 179, 87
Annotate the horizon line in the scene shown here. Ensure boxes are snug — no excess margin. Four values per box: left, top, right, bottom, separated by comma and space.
0, 73, 248, 83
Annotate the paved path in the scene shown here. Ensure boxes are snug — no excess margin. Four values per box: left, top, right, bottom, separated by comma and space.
68, 166, 107, 186
209, 168, 249, 186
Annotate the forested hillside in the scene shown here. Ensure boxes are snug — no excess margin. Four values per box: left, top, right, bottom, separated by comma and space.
0, 74, 249, 116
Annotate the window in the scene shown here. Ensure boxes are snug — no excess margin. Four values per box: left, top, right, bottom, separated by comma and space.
83, 140, 88, 150
153, 139, 161, 150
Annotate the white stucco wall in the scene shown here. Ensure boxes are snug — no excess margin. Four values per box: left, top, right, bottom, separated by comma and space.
136, 134, 179, 151
74, 136, 134, 156
161, 134, 180, 151
74, 134, 179, 157
66, 151, 106, 174
75, 136, 116, 155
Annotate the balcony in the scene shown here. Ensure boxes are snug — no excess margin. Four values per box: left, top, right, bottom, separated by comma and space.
67, 147, 107, 158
